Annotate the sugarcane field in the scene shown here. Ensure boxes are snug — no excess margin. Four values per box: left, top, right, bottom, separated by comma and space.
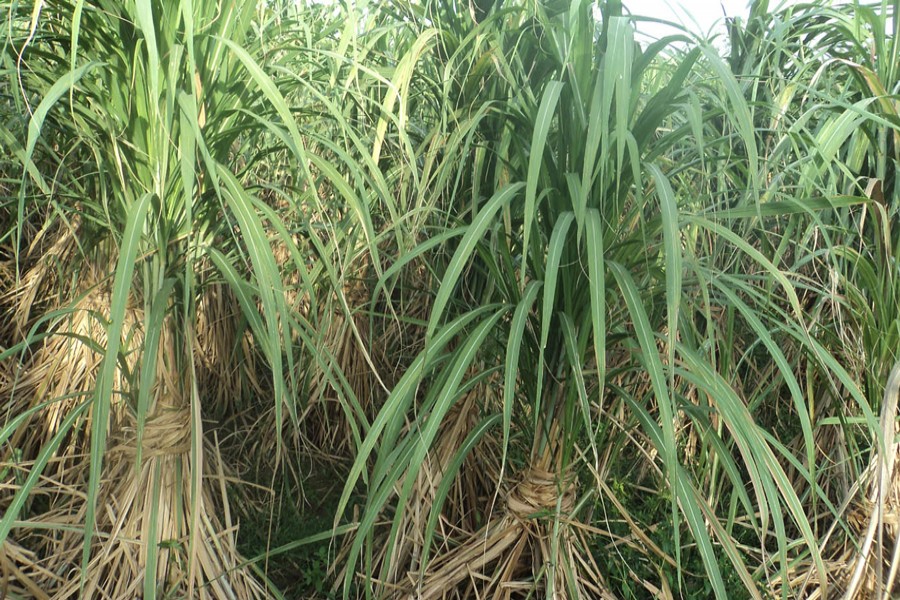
1, 0, 899, 598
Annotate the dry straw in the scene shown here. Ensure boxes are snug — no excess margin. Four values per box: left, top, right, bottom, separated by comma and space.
195, 278, 261, 418
1, 233, 141, 476
398, 443, 606, 600
46, 394, 268, 599
0, 360, 48, 599
342, 376, 610, 599
773, 363, 900, 600
256, 247, 386, 464
0, 232, 268, 597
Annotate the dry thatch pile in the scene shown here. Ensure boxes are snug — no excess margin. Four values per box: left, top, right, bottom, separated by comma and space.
0, 227, 269, 598
36, 392, 269, 599
770, 364, 900, 600
333, 374, 612, 600
195, 278, 262, 419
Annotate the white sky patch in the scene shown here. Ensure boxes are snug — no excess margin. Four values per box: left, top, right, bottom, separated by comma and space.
626, 0, 800, 43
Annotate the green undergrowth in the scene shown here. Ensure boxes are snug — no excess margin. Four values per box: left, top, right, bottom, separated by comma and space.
593, 474, 760, 600
237, 461, 354, 600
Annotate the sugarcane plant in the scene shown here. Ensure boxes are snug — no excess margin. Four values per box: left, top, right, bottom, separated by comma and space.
0, 0, 376, 596
328, 0, 899, 596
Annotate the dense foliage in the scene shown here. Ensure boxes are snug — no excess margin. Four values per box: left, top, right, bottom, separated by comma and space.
1, 0, 898, 598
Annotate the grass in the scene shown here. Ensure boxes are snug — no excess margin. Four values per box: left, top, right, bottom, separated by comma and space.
237, 463, 347, 600
1, 0, 899, 598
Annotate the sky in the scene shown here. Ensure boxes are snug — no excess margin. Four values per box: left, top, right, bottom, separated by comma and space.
627, 1, 872, 46
627, 0, 776, 42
